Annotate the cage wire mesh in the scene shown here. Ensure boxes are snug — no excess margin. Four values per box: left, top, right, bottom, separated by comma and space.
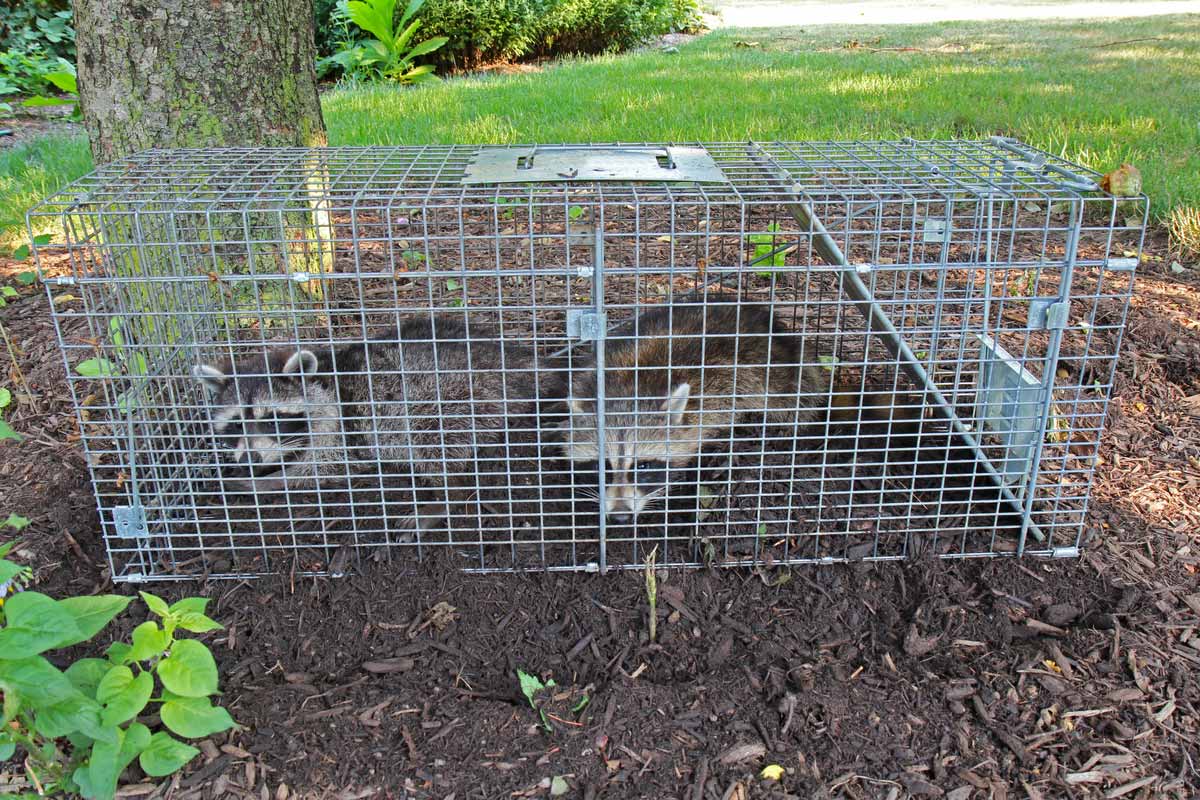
29, 139, 1145, 582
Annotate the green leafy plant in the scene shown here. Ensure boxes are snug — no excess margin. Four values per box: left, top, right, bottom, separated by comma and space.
748, 222, 787, 276
0, 381, 19, 442
317, 0, 448, 83
517, 669, 555, 731
22, 60, 80, 121
0, 557, 235, 799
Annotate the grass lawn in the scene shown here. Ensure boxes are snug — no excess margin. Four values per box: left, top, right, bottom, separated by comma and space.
4, 14, 1199, 248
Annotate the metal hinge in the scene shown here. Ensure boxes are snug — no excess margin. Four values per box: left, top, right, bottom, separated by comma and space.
113, 504, 148, 541
1029, 299, 1069, 330
1051, 546, 1080, 558
566, 310, 607, 341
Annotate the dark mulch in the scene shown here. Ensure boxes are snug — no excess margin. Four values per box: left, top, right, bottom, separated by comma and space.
1, 237, 1198, 799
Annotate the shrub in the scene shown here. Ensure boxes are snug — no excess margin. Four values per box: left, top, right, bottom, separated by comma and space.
314, 0, 703, 72
0, 542, 235, 799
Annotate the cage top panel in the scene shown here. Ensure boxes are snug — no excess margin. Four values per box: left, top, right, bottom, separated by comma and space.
30, 139, 1129, 218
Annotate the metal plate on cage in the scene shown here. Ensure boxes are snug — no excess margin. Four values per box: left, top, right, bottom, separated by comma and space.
974, 334, 1044, 488
462, 146, 728, 184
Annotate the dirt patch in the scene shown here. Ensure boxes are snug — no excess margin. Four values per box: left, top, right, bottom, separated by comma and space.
1, 237, 1199, 797
0, 107, 82, 149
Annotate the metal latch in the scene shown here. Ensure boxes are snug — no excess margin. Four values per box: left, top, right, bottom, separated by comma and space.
113, 504, 148, 541
566, 310, 607, 341
922, 218, 951, 244
463, 146, 728, 184
1029, 299, 1069, 330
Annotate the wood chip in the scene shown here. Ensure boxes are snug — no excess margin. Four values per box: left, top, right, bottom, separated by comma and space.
361, 657, 415, 674
1065, 771, 1105, 785
717, 742, 766, 765
1105, 775, 1157, 798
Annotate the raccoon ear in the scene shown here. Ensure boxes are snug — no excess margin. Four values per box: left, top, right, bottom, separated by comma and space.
663, 383, 691, 426
191, 364, 228, 396
281, 349, 319, 377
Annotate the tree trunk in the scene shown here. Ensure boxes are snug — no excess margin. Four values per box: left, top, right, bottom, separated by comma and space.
74, 0, 327, 163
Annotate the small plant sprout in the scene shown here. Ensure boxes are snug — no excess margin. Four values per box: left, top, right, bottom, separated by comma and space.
644, 545, 659, 643
516, 669, 556, 731
749, 222, 788, 276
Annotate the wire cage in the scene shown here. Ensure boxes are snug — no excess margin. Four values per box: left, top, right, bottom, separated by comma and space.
30, 139, 1145, 582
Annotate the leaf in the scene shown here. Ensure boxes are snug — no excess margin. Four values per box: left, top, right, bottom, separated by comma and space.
761, 764, 785, 781
568, 205, 584, 220
106, 641, 133, 665
345, 0, 398, 48
87, 722, 151, 800
406, 36, 448, 59
0, 656, 79, 706
0, 286, 16, 298
0, 419, 22, 442
15, 271, 37, 285
174, 611, 223, 634
75, 358, 117, 378
100, 668, 153, 727
160, 694, 236, 738
128, 621, 168, 662
139, 731, 200, 777
96, 665, 135, 704
0, 591, 82, 656
10, 244, 29, 260
22, 95, 74, 107
0, 741, 13, 760
517, 669, 550, 707
169, 597, 209, 615
0, 559, 24, 589
0, 388, 10, 409
56, 595, 133, 648
66, 658, 112, 697
32, 234, 52, 246
157, 639, 219, 697
550, 775, 569, 796
445, 278, 462, 291
34, 693, 106, 741
3, 512, 28, 529
139, 590, 170, 617
43, 71, 78, 94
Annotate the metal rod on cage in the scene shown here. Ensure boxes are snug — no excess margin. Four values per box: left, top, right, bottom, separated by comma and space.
1016, 202, 1083, 555
591, 217, 609, 574
746, 145, 1047, 543
988, 137, 1099, 192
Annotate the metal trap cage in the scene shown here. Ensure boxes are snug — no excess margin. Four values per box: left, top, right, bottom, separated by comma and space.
30, 139, 1145, 582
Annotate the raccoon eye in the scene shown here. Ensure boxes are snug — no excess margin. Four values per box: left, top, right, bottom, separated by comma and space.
267, 413, 308, 435
634, 460, 667, 486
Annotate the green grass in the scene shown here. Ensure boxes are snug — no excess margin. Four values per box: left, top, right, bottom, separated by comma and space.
1, 134, 93, 248
4, 14, 1199, 248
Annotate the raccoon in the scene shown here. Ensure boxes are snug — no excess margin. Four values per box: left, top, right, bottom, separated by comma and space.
559, 296, 827, 522
192, 314, 547, 530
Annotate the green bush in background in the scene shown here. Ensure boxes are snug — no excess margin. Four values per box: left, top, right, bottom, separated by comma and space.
315, 0, 703, 72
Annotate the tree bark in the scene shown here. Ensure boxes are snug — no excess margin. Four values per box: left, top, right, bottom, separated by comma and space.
74, 0, 327, 164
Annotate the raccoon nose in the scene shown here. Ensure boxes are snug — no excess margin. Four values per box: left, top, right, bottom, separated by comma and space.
611, 513, 633, 525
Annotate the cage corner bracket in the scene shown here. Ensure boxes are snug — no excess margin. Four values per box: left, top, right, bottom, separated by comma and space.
113, 504, 149, 542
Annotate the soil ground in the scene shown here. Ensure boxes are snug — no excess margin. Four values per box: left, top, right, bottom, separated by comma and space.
0, 236, 1198, 798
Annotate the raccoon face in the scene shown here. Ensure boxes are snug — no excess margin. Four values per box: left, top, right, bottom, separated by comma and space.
561, 383, 697, 522
192, 349, 336, 491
